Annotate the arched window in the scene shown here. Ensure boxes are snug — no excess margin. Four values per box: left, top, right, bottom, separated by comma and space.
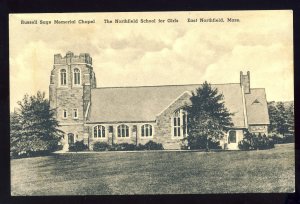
172, 109, 188, 137
141, 124, 153, 137
228, 130, 236, 144
60, 69, 67, 85
118, 124, 129, 137
73, 68, 81, 85
94, 125, 105, 138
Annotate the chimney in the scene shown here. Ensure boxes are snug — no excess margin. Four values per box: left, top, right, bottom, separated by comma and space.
240, 71, 250, 94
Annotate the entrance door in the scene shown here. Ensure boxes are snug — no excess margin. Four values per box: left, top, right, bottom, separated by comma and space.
68, 133, 75, 145
227, 130, 238, 150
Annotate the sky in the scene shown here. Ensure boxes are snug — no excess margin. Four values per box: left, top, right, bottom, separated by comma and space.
9, 11, 293, 112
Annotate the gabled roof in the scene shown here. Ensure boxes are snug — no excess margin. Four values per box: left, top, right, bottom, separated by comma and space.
245, 88, 270, 125
88, 83, 247, 128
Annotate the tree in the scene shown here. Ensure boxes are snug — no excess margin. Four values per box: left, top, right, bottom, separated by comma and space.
286, 103, 294, 134
267, 101, 280, 133
275, 102, 290, 136
10, 91, 64, 157
268, 101, 295, 136
184, 81, 234, 151
267, 101, 294, 145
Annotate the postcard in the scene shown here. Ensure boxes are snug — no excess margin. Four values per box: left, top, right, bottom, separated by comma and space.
9, 11, 294, 195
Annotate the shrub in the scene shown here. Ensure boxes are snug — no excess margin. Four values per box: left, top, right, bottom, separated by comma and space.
93, 142, 110, 151
110, 143, 136, 151
238, 131, 274, 150
284, 134, 294, 143
182, 137, 222, 150
180, 139, 189, 150
208, 139, 222, 149
10, 138, 61, 159
255, 134, 275, 150
143, 141, 164, 150
271, 133, 294, 144
92, 141, 164, 151
270, 133, 283, 144
69, 140, 88, 152
238, 139, 252, 150
11, 149, 51, 159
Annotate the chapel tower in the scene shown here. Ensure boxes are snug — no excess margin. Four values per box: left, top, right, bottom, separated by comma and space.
49, 51, 97, 146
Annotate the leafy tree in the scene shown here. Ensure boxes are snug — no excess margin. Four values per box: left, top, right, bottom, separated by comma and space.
268, 101, 294, 136
10, 91, 63, 157
238, 130, 274, 150
267, 101, 279, 133
184, 81, 234, 151
286, 103, 294, 134
275, 102, 290, 136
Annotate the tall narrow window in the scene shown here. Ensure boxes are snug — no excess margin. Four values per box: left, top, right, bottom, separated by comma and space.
62, 109, 67, 119
60, 69, 67, 86
73, 109, 78, 119
93, 125, 105, 138
117, 124, 129, 137
141, 124, 153, 137
173, 110, 181, 137
73, 68, 80, 85
172, 109, 188, 137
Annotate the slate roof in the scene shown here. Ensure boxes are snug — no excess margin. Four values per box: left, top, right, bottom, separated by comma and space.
245, 88, 270, 125
88, 83, 249, 128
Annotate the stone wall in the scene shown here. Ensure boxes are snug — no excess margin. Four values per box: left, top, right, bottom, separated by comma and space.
59, 124, 85, 141
154, 92, 192, 149
58, 124, 85, 151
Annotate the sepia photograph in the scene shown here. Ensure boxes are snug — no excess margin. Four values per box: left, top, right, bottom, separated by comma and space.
9, 11, 294, 195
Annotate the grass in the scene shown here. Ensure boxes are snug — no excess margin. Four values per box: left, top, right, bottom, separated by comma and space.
11, 143, 295, 195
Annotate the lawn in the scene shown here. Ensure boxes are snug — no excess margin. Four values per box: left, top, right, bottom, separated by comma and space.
11, 143, 295, 195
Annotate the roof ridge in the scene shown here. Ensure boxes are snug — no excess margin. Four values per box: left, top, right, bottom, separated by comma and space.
92, 82, 241, 89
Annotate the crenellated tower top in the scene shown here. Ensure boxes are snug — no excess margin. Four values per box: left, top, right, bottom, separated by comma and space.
54, 51, 92, 65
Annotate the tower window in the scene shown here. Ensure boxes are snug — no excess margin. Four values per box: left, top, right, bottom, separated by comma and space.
62, 109, 67, 119
60, 69, 67, 86
73, 109, 78, 119
73, 68, 81, 85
